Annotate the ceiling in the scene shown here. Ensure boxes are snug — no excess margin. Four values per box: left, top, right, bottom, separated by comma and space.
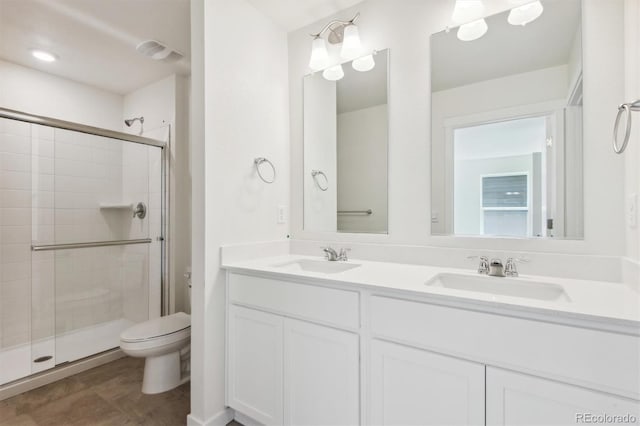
246, 0, 364, 32
431, 0, 581, 92
0, 0, 190, 95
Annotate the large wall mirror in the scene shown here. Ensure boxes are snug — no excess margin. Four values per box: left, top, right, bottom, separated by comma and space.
304, 49, 389, 234
430, 0, 583, 239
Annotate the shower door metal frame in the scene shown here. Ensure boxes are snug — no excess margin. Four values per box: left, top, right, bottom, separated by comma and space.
0, 107, 171, 316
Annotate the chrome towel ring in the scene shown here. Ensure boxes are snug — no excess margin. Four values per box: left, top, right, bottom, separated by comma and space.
613, 100, 640, 154
311, 169, 329, 191
254, 157, 276, 184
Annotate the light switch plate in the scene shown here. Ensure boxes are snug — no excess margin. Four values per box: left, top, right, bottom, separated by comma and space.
628, 193, 638, 229
277, 205, 287, 224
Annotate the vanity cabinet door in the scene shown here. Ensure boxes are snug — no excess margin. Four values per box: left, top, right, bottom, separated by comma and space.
283, 318, 360, 426
228, 305, 284, 425
370, 339, 485, 426
486, 367, 640, 426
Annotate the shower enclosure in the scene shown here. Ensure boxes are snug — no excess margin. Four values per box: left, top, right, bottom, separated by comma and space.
0, 108, 167, 387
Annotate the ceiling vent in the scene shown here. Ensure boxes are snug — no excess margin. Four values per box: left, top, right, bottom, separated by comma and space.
136, 40, 183, 63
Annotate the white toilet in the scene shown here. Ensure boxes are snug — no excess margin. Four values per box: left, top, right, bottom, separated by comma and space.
120, 311, 191, 394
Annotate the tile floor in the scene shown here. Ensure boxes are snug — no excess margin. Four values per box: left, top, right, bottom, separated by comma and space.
0, 357, 190, 426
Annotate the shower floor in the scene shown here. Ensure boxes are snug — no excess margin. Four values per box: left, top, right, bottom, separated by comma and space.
0, 319, 133, 386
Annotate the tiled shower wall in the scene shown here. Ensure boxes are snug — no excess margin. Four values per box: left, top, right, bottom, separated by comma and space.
0, 116, 157, 359
0, 118, 32, 349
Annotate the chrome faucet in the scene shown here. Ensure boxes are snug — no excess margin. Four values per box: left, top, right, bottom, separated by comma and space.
322, 247, 350, 261
488, 258, 506, 277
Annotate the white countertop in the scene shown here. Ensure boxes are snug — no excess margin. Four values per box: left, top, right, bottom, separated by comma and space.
222, 255, 640, 333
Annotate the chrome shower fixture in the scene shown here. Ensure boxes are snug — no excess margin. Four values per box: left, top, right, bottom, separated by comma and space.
124, 116, 144, 135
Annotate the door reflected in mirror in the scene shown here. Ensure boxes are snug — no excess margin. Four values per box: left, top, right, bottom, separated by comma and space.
304, 49, 389, 234
430, 0, 583, 239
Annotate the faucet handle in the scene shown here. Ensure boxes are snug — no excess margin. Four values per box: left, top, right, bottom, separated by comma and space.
478, 256, 490, 274
338, 248, 351, 261
505, 257, 527, 277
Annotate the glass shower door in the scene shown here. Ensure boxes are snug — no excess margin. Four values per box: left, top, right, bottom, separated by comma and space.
1, 113, 164, 386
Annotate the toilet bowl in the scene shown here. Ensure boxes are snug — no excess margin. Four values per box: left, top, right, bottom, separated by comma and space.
120, 312, 190, 394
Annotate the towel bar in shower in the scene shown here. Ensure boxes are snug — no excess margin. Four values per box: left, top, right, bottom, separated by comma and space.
613, 99, 640, 154
31, 238, 153, 251
338, 209, 373, 215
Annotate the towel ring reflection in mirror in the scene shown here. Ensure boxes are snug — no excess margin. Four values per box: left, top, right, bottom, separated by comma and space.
254, 157, 276, 184
311, 169, 329, 191
613, 100, 640, 154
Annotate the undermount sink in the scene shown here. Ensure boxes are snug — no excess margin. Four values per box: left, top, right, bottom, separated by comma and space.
426, 273, 570, 302
273, 259, 361, 274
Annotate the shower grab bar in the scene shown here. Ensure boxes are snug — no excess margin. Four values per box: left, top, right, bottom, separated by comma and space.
613, 100, 640, 154
31, 238, 152, 252
338, 209, 373, 215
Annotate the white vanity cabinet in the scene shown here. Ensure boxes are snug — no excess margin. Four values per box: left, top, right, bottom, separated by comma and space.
226, 273, 361, 426
228, 305, 284, 425
284, 318, 359, 426
370, 339, 485, 425
486, 367, 640, 426
226, 270, 640, 426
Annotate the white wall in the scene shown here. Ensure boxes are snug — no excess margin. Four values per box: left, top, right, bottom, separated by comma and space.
189, 0, 290, 423
123, 74, 192, 315
337, 103, 388, 233
304, 74, 337, 232
0, 59, 123, 130
289, 0, 626, 256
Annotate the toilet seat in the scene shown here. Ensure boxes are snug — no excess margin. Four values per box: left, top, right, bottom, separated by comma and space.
121, 312, 190, 343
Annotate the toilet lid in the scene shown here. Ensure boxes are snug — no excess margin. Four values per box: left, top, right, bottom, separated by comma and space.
121, 312, 191, 343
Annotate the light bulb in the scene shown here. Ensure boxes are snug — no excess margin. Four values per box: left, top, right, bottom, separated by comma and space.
508, 1, 544, 26
452, 0, 485, 24
309, 37, 329, 71
352, 54, 375, 72
323, 64, 344, 81
31, 50, 57, 62
340, 24, 362, 60
457, 18, 488, 41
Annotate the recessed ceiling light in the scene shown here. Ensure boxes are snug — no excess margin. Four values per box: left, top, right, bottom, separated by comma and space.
31, 50, 57, 62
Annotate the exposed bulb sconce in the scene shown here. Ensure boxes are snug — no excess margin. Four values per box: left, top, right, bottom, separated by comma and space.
457, 18, 488, 41
508, 0, 544, 26
323, 64, 345, 81
452, 0, 485, 24
308, 12, 363, 78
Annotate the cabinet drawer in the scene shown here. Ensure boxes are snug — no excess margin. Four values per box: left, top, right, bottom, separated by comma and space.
371, 295, 640, 399
229, 273, 359, 329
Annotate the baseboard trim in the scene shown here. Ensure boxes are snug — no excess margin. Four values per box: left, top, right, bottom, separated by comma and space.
187, 408, 234, 426
0, 348, 125, 401
234, 411, 264, 426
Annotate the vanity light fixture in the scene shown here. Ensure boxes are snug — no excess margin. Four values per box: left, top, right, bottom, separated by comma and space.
341, 23, 362, 60
308, 12, 362, 74
352, 53, 375, 72
31, 49, 57, 62
309, 36, 330, 71
508, 0, 544, 26
457, 18, 488, 41
323, 64, 345, 81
